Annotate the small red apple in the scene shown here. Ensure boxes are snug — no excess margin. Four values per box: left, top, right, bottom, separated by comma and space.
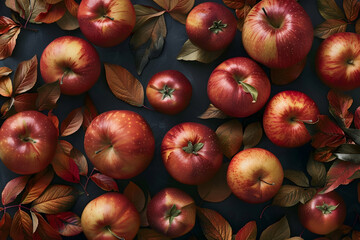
0, 111, 58, 175
40, 36, 101, 95
227, 148, 284, 204
263, 90, 320, 148
81, 192, 140, 240
147, 188, 196, 238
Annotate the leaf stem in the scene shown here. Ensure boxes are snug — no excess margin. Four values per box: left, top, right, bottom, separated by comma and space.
142, 105, 153, 111
259, 204, 271, 219
3, 204, 33, 212
82, 167, 96, 196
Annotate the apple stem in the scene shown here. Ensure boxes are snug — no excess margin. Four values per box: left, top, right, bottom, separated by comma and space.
262, 8, 269, 18
259, 178, 275, 186
103, 15, 115, 21
105, 226, 124, 240
22, 136, 37, 143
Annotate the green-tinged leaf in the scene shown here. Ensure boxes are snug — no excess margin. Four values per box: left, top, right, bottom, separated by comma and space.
90, 173, 119, 192
343, 0, 360, 22
284, 170, 310, 187
0, 212, 11, 240
31, 185, 78, 214
153, 0, 195, 24
177, 39, 224, 63
30, 211, 38, 233
56, 10, 79, 30
216, 120, 243, 159
10, 209, 32, 240
36, 80, 61, 111
235, 221, 257, 240
314, 19, 347, 39
60, 107, 83, 137
307, 154, 326, 187
240, 81, 258, 103
34, 212, 62, 240
0, 26, 20, 60
137, 228, 171, 240
46, 212, 82, 237
198, 104, 228, 119
13, 55, 37, 95
259, 216, 290, 240
1, 175, 30, 205
123, 181, 147, 212
316, 0, 345, 20
243, 122, 262, 149
197, 207, 232, 240
104, 63, 144, 107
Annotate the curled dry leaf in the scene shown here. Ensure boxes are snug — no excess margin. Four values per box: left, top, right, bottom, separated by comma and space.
197, 163, 232, 203
271, 57, 307, 85
197, 207, 232, 240
35, 2, 67, 24
235, 220, 257, 240
0, 212, 12, 240
316, 0, 345, 20
1, 98, 15, 118
0, 66, 12, 76
70, 147, 88, 176
34, 212, 62, 240
198, 104, 228, 119
82, 94, 98, 131
1, 175, 30, 206
10, 209, 32, 240
259, 216, 290, 240
13, 55, 38, 95
243, 122, 262, 149
104, 63, 144, 107
30, 211, 39, 233
56, 10, 79, 30
137, 228, 171, 240
123, 181, 146, 212
90, 173, 119, 192
177, 39, 225, 63
64, 0, 79, 17
46, 212, 82, 237
272, 185, 316, 207
314, 19, 348, 39
343, 0, 360, 22
0, 25, 21, 60
153, 0, 195, 24
216, 119, 243, 158
36, 80, 61, 111
14, 93, 38, 112
327, 90, 353, 128
284, 170, 310, 188
313, 146, 336, 163
306, 154, 326, 187
60, 107, 83, 137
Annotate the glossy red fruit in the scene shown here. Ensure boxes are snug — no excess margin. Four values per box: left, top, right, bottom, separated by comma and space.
146, 70, 192, 115
161, 122, 223, 185
186, 2, 237, 51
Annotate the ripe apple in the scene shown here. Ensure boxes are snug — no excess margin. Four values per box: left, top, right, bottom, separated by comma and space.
316, 32, 360, 91
207, 57, 271, 117
147, 188, 196, 238
161, 122, 223, 185
78, 0, 136, 47
263, 90, 320, 148
81, 192, 140, 240
0, 111, 58, 175
242, 0, 313, 69
227, 148, 284, 204
84, 110, 155, 179
40, 36, 101, 95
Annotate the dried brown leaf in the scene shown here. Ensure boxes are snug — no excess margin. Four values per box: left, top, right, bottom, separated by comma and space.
13, 55, 37, 95
0, 66, 12, 76
198, 104, 228, 119
259, 216, 290, 240
60, 107, 83, 137
14, 93, 38, 112
46, 212, 82, 237
177, 39, 224, 63
82, 93, 98, 131
0, 212, 12, 240
0, 16, 18, 34
284, 170, 310, 188
235, 221, 257, 240
216, 119, 243, 158
307, 154, 326, 187
36, 80, 61, 111
10, 209, 32, 240
243, 122, 262, 149
343, 0, 360, 22
35, 2, 66, 24
34, 212, 62, 240
197, 207, 232, 240
0, 26, 20, 60
0, 76, 12, 97
1, 175, 30, 206
123, 181, 146, 212
314, 19, 348, 39
153, 0, 194, 24
224, 0, 245, 9
64, 0, 79, 17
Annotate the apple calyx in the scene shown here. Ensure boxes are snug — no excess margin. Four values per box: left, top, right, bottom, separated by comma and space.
159, 85, 175, 100
165, 204, 182, 228
104, 226, 125, 240
182, 141, 204, 155
208, 20, 227, 34
316, 202, 339, 215
234, 75, 258, 103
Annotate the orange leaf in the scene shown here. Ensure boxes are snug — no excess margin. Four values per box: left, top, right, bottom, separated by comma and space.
35, 2, 66, 24
21, 167, 55, 205
46, 212, 82, 237
0, 212, 11, 240
82, 94, 98, 131
236, 4, 252, 31
271, 58, 307, 85
31, 184, 78, 214
104, 63, 144, 107
0, 66, 12, 77
259, 216, 290, 240
197, 207, 232, 240
34, 212, 61, 240
198, 104, 228, 119
343, 0, 360, 22
14, 93, 38, 112
313, 147, 336, 162
1, 98, 15, 118
48, 110, 59, 134
36, 80, 61, 111
0, 26, 21, 60
0, 16, 18, 34
56, 10, 79, 30
64, 0, 79, 17
314, 19, 348, 39
13, 55, 38, 95
216, 119, 243, 158
224, 0, 245, 9
153, 0, 195, 24
70, 147, 88, 176
235, 221, 257, 240
10, 209, 32, 240
137, 228, 171, 240
0, 76, 12, 97
311, 115, 346, 148
123, 181, 147, 212
1, 175, 30, 206
60, 107, 83, 137
90, 173, 119, 192
327, 90, 353, 128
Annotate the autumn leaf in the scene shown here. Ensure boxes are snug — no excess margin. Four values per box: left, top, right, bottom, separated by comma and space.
60, 108, 83, 137
333, 144, 360, 163
34, 212, 62, 240
313, 147, 336, 163
104, 63, 144, 107
316, 0, 346, 20
0, 75, 12, 97
46, 212, 82, 236
314, 19, 348, 39
13, 55, 38, 95
56, 10, 79, 30
272, 185, 316, 207
0, 212, 11, 240
6, 0, 48, 24
64, 0, 79, 17
327, 90, 353, 128
0, 16, 19, 34
216, 120, 243, 158
82, 94, 98, 131
137, 228, 171, 240
197, 207, 232, 240
284, 170, 310, 188
139, 191, 151, 227
235, 221, 257, 240
0, 66, 12, 76
30, 211, 38, 233
0, 26, 21, 60
153, 0, 195, 24
198, 104, 228, 119
177, 39, 225, 63
307, 154, 326, 187
236, 4, 252, 31
270, 58, 307, 85
325, 225, 352, 240
36, 80, 61, 111
123, 181, 147, 212
243, 122, 263, 149
70, 147, 88, 176
354, 107, 360, 129
353, 230, 360, 240
343, 0, 360, 22
35, 2, 66, 24
1, 175, 30, 206
10, 209, 32, 240
259, 216, 290, 240
14, 93, 38, 112
1, 98, 15, 118
223, 0, 245, 9
198, 163, 232, 203
310, 115, 346, 148
90, 173, 119, 192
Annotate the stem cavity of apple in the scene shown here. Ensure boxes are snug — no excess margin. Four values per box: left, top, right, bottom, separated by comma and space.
316, 202, 339, 215
182, 141, 204, 155
208, 20, 227, 34
22, 136, 37, 143
165, 204, 182, 228
262, 7, 282, 29
159, 85, 175, 100
105, 226, 125, 240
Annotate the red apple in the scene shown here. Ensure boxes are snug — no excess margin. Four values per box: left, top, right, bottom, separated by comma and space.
227, 148, 284, 204
263, 90, 320, 148
0, 111, 58, 175
78, 0, 136, 47
81, 192, 140, 240
316, 32, 360, 91
161, 122, 223, 185
84, 110, 155, 179
147, 188, 196, 238
242, 0, 313, 69
207, 57, 271, 117
40, 36, 101, 95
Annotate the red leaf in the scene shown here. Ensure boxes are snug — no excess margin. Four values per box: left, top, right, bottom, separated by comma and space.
36, 80, 61, 111
46, 212, 82, 236
13, 55, 38, 95
0, 16, 18, 34
34, 212, 62, 240
14, 93, 38, 112
60, 107, 83, 137
70, 147, 88, 176
197, 207, 232, 240
10, 209, 32, 240
82, 94, 98, 131
51, 140, 80, 183
235, 221, 257, 240
0, 212, 12, 240
0, 26, 21, 60
236, 4, 252, 31
354, 107, 360, 129
321, 160, 360, 194
64, 0, 79, 17
313, 147, 336, 162
48, 110, 59, 134
0, 75, 12, 97
35, 2, 66, 24
343, 0, 360, 22
1, 175, 30, 206
327, 90, 353, 128
311, 115, 346, 148
90, 173, 119, 192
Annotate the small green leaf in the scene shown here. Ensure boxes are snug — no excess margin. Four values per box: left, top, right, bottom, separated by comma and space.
316, 203, 339, 214
239, 81, 258, 103
166, 204, 181, 228
182, 141, 204, 155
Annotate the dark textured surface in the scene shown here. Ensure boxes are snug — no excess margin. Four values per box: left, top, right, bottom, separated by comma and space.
0, 0, 359, 239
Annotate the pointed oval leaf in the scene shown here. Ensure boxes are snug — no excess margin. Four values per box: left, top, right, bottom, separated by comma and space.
198, 163, 232, 203
0, 76, 12, 97
132, 5, 166, 38
30, 211, 39, 233
35, 2, 66, 23
197, 207, 232, 240
216, 120, 243, 158
235, 221, 257, 240
343, 0, 360, 22
284, 170, 310, 188
36, 80, 61, 111
123, 181, 146, 212
2, 175, 30, 205
0, 16, 18, 34
34, 212, 62, 240
311, 115, 346, 148
0, 26, 21, 60
105, 63, 144, 107
272, 185, 303, 207
10, 209, 32, 240
82, 94, 98, 131
317, 0, 345, 20
1, 98, 14, 118
14, 93, 38, 112
137, 228, 171, 240
307, 154, 326, 187
31, 184, 78, 214
60, 107, 83, 137
90, 173, 119, 192
259, 216, 290, 240
327, 90, 353, 128
46, 212, 82, 236
0, 66, 12, 76
70, 147, 88, 176
314, 19, 348, 39
243, 122, 262, 149
13, 55, 38, 95
0, 212, 12, 240
177, 39, 224, 63
64, 0, 79, 17
198, 104, 228, 119
152, 0, 194, 24
56, 10, 79, 30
